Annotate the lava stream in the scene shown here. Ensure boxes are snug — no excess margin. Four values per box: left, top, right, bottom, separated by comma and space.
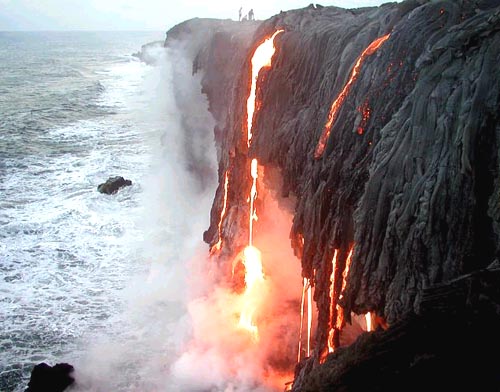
246, 29, 284, 147
314, 33, 391, 158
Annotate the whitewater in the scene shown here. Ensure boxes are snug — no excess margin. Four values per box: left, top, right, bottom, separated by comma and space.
0, 31, 219, 391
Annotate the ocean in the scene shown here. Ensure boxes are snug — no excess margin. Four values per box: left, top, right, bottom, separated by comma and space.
0, 31, 218, 391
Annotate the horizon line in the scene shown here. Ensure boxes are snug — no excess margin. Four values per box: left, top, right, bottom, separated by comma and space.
0, 29, 167, 33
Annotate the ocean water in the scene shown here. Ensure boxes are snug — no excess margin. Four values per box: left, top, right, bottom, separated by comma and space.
0, 31, 218, 391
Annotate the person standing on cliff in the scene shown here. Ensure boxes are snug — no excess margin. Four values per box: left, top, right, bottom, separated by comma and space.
239, 6, 243, 21
248, 8, 255, 20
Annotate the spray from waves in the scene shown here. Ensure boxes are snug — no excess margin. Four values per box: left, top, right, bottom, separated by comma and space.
73, 37, 301, 392
71, 39, 219, 391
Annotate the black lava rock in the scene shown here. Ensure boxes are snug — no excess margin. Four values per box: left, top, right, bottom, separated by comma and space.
25, 362, 74, 392
97, 176, 132, 194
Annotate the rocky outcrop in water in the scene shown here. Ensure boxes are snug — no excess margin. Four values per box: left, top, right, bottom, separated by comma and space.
24, 363, 74, 392
166, 0, 500, 388
97, 176, 132, 194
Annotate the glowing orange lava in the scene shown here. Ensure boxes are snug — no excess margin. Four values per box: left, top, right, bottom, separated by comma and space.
210, 171, 229, 254
357, 101, 371, 135
247, 29, 284, 147
248, 159, 258, 245
314, 33, 391, 158
298, 277, 307, 362
307, 280, 313, 357
335, 247, 353, 329
365, 312, 373, 332
327, 249, 339, 353
238, 244, 265, 339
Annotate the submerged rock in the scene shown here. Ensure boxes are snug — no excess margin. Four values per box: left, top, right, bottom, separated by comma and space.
25, 362, 74, 392
97, 176, 132, 194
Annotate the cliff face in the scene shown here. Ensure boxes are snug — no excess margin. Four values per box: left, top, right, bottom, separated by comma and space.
165, 0, 500, 389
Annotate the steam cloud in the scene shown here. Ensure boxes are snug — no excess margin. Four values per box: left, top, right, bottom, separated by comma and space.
72, 37, 301, 392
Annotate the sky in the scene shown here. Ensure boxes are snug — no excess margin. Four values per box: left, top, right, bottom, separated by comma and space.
0, 0, 399, 31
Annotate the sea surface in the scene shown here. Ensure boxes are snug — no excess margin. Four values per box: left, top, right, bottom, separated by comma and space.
0, 31, 216, 391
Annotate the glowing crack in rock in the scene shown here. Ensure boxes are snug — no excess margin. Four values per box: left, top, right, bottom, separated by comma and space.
248, 159, 258, 246
327, 249, 339, 353
210, 171, 229, 254
314, 33, 391, 158
335, 247, 354, 330
246, 29, 284, 147
307, 279, 313, 357
298, 277, 307, 362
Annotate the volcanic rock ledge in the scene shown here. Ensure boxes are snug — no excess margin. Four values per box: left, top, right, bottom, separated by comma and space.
166, 0, 500, 389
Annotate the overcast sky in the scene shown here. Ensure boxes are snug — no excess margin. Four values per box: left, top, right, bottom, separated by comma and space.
0, 0, 400, 31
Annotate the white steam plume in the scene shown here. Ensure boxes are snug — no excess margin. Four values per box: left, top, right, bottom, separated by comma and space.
73, 35, 301, 392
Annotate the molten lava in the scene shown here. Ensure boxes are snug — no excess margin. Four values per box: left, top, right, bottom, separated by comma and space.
298, 277, 307, 362
210, 171, 229, 254
314, 33, 391, 158
238, 244, 265, 339
365, 312, 373, 332
335, 247, 353, 330
307, 280, 313, 357
237, 30, 285, 340
238, 158, 265, 339
327, 249, 339, 353
248, 159, 258, 245
246, 29, 284, 147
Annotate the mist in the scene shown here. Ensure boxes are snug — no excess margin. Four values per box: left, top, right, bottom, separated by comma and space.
68, 29, 302, 391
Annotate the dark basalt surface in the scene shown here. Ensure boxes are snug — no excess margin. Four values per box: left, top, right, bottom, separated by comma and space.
296, 264, 500, 391
165, 0, 500, 388
24, 363, 74, 392
97, 176, 132, 194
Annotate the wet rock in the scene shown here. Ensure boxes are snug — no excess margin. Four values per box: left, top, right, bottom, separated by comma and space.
25, 362, 74, 392
97, 176, 132, 194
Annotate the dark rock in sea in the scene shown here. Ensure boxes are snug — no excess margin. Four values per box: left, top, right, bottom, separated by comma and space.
25, 362, 74, 392
97, 176, 132, 194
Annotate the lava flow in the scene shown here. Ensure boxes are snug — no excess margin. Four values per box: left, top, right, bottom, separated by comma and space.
238, 159, 264, 339
237, 30, 284, 340
246, 29, 283, 147
314, 33, 390, 158
323, 247, 353, 355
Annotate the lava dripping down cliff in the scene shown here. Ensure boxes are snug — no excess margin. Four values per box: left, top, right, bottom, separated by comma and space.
164, 1, 500, 390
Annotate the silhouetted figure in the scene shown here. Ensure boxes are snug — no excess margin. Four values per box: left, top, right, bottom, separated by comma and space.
239, 6, 243, 21
248, 8, 255, 21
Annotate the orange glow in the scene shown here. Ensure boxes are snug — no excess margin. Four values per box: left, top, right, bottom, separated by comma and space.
314, 33, 391, 158
210, 171, 229, 254
248, 159, 258, 245
238, 245, 264, 339
357, 101, 371, 135
246, 30, 284, 147
339, 247, 353, 299
365, 312, 372, 332
298, 277, 307, 362
335, 248, 353, 329
307, 280, 313, 357
327, 249, 339, 353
